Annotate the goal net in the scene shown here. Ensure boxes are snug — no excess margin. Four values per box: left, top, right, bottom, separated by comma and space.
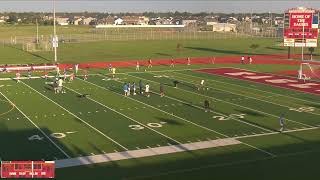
299, 63, 320, 80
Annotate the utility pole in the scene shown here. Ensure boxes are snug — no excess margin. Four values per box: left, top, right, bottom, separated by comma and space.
53, 0, 58, 63
36, 18, 39, 44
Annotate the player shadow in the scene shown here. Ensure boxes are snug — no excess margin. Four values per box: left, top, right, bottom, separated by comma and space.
265, 46, 286, 51
234, 109, 266, 117
6, 44, 51, 63
155, 53, 173, 57
0, 126, 75, 160
185, 46, 266, 56
155, 117, 184, 126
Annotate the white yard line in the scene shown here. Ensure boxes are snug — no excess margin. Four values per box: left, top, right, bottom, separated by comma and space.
92, 75, 228, 138
173, 71, 320, 105
55, 138, 241, 168
171, 73, 320, 117
0, 91, 71, 159
152, 74, 314, 128
127, 73, 274, 133
64, 84, 182, 145
88, 75, 275, 157
21, 81, 129, 151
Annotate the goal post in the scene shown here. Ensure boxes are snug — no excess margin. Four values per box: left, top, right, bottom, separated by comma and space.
299, 63, 320, 80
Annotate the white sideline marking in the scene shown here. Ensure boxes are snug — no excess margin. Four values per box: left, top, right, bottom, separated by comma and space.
235, 126, 319, 139
55, 138, 241, 168
127, 73, 273, 133
65, 84, 182, 145
0, 91, 70, 158
21, 81, 129, 151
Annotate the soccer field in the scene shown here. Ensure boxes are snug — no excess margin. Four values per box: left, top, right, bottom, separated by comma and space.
0, 62, 319, 179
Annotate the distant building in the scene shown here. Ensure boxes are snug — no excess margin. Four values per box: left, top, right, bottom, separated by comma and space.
138, 16, 149, 25
114, 18, 123, 25
74, 18, 82, 25
122, 16, 140, 25
211, 23, 237, 32
97, 15, 115, 25
182, 19, 197, 27
82, 17, 96, 25
56, 17, 69, 26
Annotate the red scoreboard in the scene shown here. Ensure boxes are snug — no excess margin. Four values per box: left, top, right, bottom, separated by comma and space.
0, 161, 55, 179
283, 7, 319, 47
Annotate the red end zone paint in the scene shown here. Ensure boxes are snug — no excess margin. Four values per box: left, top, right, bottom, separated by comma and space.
196, 68, 320, 95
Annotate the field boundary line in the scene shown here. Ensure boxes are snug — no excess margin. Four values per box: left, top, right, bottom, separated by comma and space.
127, 73, 274, 133
236, 126, 319, 139
173, 71, 320, 106
92, 75, 275, 157
172, 72, 320, 117
21, 81, 129, 151
64, 83, 182, 145
55, 138, 241, 168
155, 73, 314, 128
0, 91, 71, 159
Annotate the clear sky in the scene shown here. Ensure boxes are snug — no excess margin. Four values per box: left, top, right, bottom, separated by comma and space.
0, 1, 319, 13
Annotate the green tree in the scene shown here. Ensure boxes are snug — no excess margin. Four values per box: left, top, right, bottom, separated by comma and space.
6, 15, 18, 24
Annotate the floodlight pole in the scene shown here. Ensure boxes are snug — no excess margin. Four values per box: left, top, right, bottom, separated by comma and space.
53, 0, 57, 63
36, 18, 39, 44
302, 24, 305, 61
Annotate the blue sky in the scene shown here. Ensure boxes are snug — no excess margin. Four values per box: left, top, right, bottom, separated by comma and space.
0, 1, 319, 13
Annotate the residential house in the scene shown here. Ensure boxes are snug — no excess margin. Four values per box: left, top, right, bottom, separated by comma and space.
122, 16, 139, 25
97, 15, 115, 25
56, 17, 69, 25
182, 19, 197, 27
74, 18, 83, 25
138, 16, 149, 25
114, 18, 123, 25
82, 17, 96, 25
211, 23, 237, 32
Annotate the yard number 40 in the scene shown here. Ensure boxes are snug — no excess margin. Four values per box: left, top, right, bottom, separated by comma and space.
213, 114, 246, 121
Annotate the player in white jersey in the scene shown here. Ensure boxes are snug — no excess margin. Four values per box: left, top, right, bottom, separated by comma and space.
145, 83, 150, 97
136, 61, 140, 71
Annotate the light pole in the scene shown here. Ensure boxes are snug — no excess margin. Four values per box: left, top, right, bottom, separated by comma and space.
53, 0, 58, 63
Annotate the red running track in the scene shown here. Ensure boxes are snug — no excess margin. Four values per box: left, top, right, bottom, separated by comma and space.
57, 54, 320, 70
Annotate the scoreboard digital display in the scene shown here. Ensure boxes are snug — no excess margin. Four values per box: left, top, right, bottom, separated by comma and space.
283, 7, 319, 47
0, 161, 55, 179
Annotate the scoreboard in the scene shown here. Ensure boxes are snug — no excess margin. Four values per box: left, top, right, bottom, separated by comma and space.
0, 161, 55, 179
283, 7, 319, 47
